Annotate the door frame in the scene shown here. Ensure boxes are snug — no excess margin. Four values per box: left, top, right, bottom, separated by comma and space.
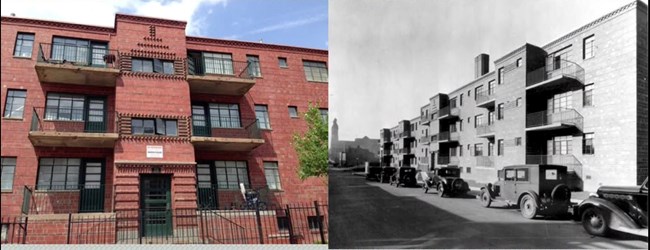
79, 158, 105, 213
139, 174, 173, 237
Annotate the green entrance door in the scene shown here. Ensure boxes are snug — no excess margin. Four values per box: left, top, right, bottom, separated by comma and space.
84, 97, 106, 133
140, 175, 172, 237
79, 160, 104, 212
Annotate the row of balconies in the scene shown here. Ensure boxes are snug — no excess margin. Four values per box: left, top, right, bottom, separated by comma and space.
28, 107, 264, 151
35, 43, 256, 96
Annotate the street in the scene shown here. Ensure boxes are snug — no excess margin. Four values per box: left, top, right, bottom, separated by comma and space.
329, 170, 648, 249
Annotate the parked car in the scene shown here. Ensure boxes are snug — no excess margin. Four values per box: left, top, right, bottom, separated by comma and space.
391, 166, 417, 187
577, 177, 647, 238
430, 167, 470, 197
479, 164, 572, 219
366, 166, 382, 181
379, 167, 397, 183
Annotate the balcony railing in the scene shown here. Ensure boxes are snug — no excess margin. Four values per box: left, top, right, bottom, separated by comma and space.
526, 109, 583, 132
421, 113, 434, 124
437, 156, 450, 165
187, 57, 253, 79
191, 118, 264, 151
526, 154, 583, 177
526, 59, 585, 88
23, 185, 108, 214
29, 107, 118, 148
439, 106, 460, 119
37, 43, 119, 68
186, 57, 256, 95
420, 135, 431, 144
476, 156, 494, 167
475, 89, 496, 107
476, 124, 495, 137
420, 157, 430, 165
438, 131, 459, 142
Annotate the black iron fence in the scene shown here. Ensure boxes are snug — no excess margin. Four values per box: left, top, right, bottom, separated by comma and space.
37, 43, 119, 68
23, 185, 108, 215
187, 57, 253, 79
526, 109, 583, 131
1, 201, 327, 245
192, 117, 261, 139
526, 59, 585, 87
30, 107, 117, 133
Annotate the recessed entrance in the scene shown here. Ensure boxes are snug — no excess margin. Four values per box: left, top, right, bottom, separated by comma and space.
140, 174, 172, 237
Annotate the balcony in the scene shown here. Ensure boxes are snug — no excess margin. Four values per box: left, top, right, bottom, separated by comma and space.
476, 124, 495, 138
186, 57, 256, 96
475, 90, 496, 108
28, 107, 118, 148
437, 156, 458, 165
35, 43, 120, 87
438, 131, 459, 143
526, 154, 583, 177
22, 184, 108, 215
526, 59, 584, 92
438, 106, 460, 120
476, 156, 494, 167
191, 118, 264, 151
399, 148, 413, 155
526, 109, 583, 132
421, 114, 434, 125
420, 135, 432, 144
419, 157, 430, 165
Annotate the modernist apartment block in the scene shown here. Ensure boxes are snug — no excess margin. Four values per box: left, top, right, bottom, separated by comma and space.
0, 13, 328, 240
380, 1, 648, 192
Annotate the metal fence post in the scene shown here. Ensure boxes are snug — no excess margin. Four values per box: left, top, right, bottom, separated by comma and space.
22, 216, 29, 244
66, 213, 72, 244
255, 204, 264, 244
199, 209, 205, 244
314, 201, 325, 244
138, 209, 142, 244
285, 205, 296, 244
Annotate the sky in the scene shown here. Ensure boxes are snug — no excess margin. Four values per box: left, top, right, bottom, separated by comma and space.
0, 0, 328, 49
329, 0, 645, 141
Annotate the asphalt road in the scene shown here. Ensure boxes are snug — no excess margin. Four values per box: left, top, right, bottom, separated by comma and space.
329, 170, 648, 249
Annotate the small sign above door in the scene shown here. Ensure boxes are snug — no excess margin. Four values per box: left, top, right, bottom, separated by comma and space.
146, 145, 164, 158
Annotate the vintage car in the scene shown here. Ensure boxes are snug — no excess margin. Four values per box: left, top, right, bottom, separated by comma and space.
430, 167, 470, 197
577, 177, 647, 238
479, 164, 572, 219
391, 166, 417, 187
365, 166, 382, 181
379, 167, 397, 183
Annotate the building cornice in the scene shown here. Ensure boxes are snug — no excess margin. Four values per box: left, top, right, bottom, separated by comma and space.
1, 16, 115, 34
115, 13, 186, 29
186, 36, 328, 56
494, 44, 528, 64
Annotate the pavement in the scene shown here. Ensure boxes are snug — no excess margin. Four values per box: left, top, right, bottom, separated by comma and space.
329, 170, 648, 249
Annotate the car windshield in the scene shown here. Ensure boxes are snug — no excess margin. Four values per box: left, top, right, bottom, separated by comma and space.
439, 168, 460, 177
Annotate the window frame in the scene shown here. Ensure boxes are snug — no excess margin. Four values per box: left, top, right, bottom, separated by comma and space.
278, 57, 288, 68
497, 139, 504, 156
1, 157, 17, 191
583, 133, 595, 155
264, 162, 282, 190
3, 89, 27, 119
13, 33, 35, 58
497, 103, 504, 120
474, 143, 483, 156
303, 60, 328, 82
319, 109, 328, 123
583, 35, 595, 59
214, 161, 250, 190
288, 106, 298, 118
131, 118, 177, 136
516, 58, 522, 67
584, 83, 594, 107
498, 67, 505, 85
132, 58, 174, 74
36, 158, 81, 190
208, 103, 241, 128
255, 105, 271, 130
246, 55, 262, 77
45, 93, 85, 121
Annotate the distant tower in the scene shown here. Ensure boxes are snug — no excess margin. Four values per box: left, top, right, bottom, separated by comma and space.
331, 118, 339, 147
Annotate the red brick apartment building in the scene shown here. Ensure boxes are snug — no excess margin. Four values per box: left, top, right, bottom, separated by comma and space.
380, 1, 648, 192
0, 13, 328, 244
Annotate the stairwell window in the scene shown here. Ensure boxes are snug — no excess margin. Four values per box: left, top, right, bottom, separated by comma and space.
583, 35, 595, 59
3, 89, 26, 119
13, 33, 34, 58
498, 67, 504, 85
247, 55, 262, 77
584, 83, 594, 106
264, 162, 281, 190
1, 157, 16, 191
497, 139, 504, 156
132, 118, 177, 136
255, 105, 271, 129
583, 133, 595, 155
303, 61, 328, 82
132, 58, 174, 74
497, 103, 504, 120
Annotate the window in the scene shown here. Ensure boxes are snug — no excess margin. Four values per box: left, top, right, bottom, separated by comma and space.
37, 158, 80, 190
45, 93, 85, 121
459, 119, 463, 131
466, 167, 471, 174
497, 103, 504, 120
278, 57, 288, 68
551, 136, 573, 155
303, 61, 328, 82
13, 33, 34, 58
215, 161, 250, 189
3, 90, 26, 118
132, 58, 174, 74
504, 169, 515, 181
319, 109, 328, 122
474, 85, 483, 100
488, 111, 494, 125
1, 157, 16, 191
52, 37, 108, 66
584, 83, 594, 106
255, 105, 271, 129
459, 146, 463, 156
548, 92, 573, 113
474, 144, 483, 156
497, 139, 504, 156
450, 98, 457, 108
209, 103, 241, 128
288, 106, 298, 118
307, 215, 324, 230
264, 162, 281, 190
516, 58, 522, 67
488, 80, 495, 95
131, 118, 177, 136
204, 52, 234, 75
488, 142, 494, 156
474, 114, 483, 128
449, 123, 457, 132
583, 35, 595, 59
515, 137, 522, 146
516, 98, 522, 107
516, 169, 529, 182
498, 67, 504, 84
247, 55, 262, 77
583, 133, 594, 155
467, 90, 471, 97
277, 216, 290, 231
460, 94, 463, 106
550, 46, 571, 70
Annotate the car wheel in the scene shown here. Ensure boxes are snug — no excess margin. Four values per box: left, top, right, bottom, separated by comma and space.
438, 184, 445, 197
581, 207, 609, 237
520, 194, 538, 219
480, 190, 491, 208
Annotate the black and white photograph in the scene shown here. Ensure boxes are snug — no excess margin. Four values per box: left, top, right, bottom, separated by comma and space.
329, 0, 648, 248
